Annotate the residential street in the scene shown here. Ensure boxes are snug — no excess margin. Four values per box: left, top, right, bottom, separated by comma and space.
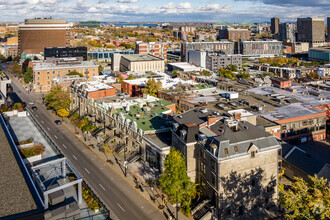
2, 64, 166, 220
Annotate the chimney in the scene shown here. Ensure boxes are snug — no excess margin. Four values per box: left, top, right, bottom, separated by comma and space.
234, 112, 241, 120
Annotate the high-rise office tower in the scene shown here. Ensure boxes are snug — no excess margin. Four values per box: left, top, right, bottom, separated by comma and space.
271, 17, 281, 34
327, 17, 330, 42
18, 18, 70, 55
297, 17, 325, 47
280, 23, 296, 43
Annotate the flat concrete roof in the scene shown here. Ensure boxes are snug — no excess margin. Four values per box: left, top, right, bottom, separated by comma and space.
122, 54, 163, 62
261, 103, 324, 122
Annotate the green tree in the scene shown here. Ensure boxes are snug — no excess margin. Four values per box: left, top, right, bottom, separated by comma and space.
67, 71, 83, 77
279, 175, 330, 220
236, 72, 250, 79
127, 74, 134, 80
218, 68, 236, 79
23, 67, 33, 83
44, 85, 71, 110
13, 56, 20, 62
21, 58, 31, 74
310, 72, 320, 79
200, 70, 212, 76
143, 78, 162, 97
228, 64, 238, 71
159, 148, 197, 215
8, 62, 21, 77
98, 65, 104, 74
57, 108, 70, 118
172, 70, 179, 77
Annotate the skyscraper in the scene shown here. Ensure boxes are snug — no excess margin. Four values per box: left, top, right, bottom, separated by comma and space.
271, 17, 280, 34
18, 18, 70, 55
280, 23, 296, 43
297, 17, 325, 47
327, 17, 330, 42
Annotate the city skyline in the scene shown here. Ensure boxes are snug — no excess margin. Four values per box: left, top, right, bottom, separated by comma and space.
0, 0, 329, 23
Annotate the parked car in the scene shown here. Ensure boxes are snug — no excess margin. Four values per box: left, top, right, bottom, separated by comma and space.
28, 101, 34, 105
55, 120, 62, 125
31, 106, 37, 111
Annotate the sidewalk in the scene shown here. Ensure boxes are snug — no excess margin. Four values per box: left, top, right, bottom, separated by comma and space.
9, 72, 192, 220
60, 116, 191, 220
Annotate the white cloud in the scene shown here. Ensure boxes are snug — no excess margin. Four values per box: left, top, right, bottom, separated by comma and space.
115, 0, 138, 3
177, 2, 192, 9
197, 4, 231, 13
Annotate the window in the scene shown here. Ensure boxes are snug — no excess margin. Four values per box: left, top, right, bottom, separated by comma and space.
251, 151, 255, 158
200, 161, 206, 174
211, 173, 216, 186
224, 148, 229, 155
211, 160, 216, 171
234, 146, 238, 152
200, 149, 206, 159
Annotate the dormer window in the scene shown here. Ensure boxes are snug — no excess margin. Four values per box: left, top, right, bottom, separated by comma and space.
251, 151, 255, 158
225, 148, 229, 155
234, 146, 238, 152
180, 129, 187, 139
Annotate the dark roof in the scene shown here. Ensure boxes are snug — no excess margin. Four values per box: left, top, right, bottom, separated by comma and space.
0, 117, 39, 218
285, 147, 326, 176
210, 120, 272, 144
146, 131, 172, 147
174, 108, 221, 126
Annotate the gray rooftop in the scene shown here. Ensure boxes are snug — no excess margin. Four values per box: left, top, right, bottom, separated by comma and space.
122, 54, 163, 62
0, 118, 38, 218
260, 103, 324, 122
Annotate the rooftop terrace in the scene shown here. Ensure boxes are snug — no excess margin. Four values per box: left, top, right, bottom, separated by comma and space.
116, 100, 173, 131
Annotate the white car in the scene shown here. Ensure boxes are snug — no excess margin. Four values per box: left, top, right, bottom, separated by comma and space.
28, 101, 34, 105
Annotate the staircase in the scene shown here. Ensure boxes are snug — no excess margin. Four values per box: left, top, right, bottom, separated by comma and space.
127, 151, 141, 163
92, 127, 104, 137
191, 200, 212, 220
68, 107, 79, 118
114, 144, 125, 154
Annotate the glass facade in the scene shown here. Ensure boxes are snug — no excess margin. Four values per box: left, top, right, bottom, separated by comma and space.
146, 145, 160, 170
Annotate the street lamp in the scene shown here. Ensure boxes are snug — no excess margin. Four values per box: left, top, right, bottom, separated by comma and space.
124, 145, 127, 177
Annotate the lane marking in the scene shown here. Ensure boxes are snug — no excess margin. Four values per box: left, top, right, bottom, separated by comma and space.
41, 120, 44, 124
99, 184, 106, 191
35, 115, 39, 118
47, 127, 50, 131
72, 155, 77, 160
117, 203, 125, 212
84, 168, 90, 174
62, 144, 67, 149
54, 135, 58, 139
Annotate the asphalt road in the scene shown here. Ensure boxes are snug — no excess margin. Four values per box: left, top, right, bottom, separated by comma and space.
2, 64, 166, 220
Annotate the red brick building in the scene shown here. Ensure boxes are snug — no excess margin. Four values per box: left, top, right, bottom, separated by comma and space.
135, 42, 167, 60
218, 29, 251, 41
18, 18, 69, 55
271, 77, 292, 89
122, 79, 146, 97
261, 104, 326, 144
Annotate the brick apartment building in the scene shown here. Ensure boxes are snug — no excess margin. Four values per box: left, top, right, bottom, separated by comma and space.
122, 79, 146, 97
135, 42, 167, 60
261, 104, 326, 144
218, 29, 251, 41
172, 108, 281, 218
32, 58, 98, 93
271, 77, 292, 89
18, 18, 70, 56
71, 81, 116, 99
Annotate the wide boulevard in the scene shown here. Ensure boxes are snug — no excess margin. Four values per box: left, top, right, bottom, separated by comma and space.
1, 63, 165, 220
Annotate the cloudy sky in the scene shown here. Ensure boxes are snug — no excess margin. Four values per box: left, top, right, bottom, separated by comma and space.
0, 0, 329, 23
